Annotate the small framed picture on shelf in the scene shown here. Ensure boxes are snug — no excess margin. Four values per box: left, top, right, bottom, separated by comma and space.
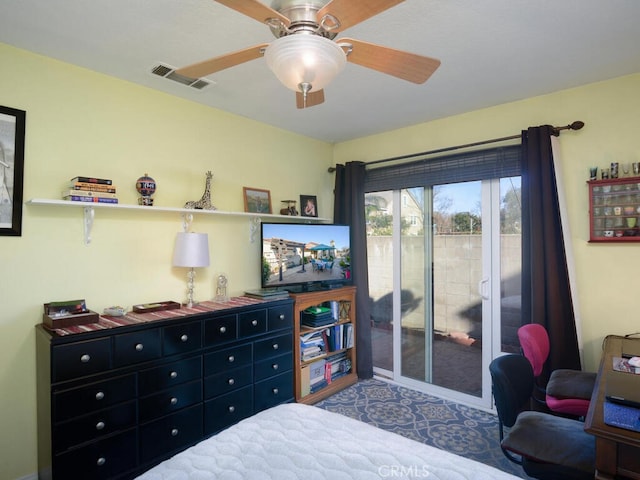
300, 195, 318, 217
0, 105, 26, 236
243, 187, 272, 214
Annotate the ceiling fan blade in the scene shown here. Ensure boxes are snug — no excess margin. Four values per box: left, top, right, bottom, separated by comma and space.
318, 0, 404, 32
296, 89, 325, 109
176, 43, 269, 78
340, 38, 440, 84
214, 0, 290, 27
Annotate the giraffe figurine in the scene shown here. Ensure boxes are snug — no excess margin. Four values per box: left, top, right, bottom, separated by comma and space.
184, 171, 216, 210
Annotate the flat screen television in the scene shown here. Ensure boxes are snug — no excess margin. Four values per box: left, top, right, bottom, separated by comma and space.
260, 222, 352, 292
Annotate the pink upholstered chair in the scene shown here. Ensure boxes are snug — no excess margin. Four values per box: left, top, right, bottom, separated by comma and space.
517, 324, 596, 418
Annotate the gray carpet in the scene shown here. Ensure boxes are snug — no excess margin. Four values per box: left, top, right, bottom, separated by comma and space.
315, 378, 528, 478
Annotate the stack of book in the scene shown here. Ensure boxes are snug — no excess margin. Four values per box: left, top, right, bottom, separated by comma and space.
300, 306, 334, 327
244, 289, 290, 301
300, 330, 327, 362
63, 176, 118, 204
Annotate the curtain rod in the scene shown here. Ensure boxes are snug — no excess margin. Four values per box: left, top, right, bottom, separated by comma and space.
328, 121, 584, 172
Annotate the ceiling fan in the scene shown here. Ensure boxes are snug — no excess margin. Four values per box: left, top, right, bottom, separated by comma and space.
176, 0, 441, 108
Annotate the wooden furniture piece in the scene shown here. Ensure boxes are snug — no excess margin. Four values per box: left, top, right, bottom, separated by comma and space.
290, 286, 357, 404
584, 335, 640, 479
587, 176, 640, 242
36, 297, 293, 480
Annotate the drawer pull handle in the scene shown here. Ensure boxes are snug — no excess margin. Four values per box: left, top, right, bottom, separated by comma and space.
180, 334, 188, 342
228, 405, 235, 413
219, 326, 226, 334
272, 343, 279, 350
272, 387, 279, 395
135, 343, 144, 352
96, 421, 105, 430
95, 391, 105, 401
251, 319, 258, 326
97, 457, 106, 467
171, 428, 179, 437
228, 355, 235, 363
80, 354, 91, 363
279, 314, 285, 320
272, 363, 279, 370
228, 378, 235, 385
170, 397, 178, 405
170, 371, 178, 379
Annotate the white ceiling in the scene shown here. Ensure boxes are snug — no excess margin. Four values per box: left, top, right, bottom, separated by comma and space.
2, 0, 640, 143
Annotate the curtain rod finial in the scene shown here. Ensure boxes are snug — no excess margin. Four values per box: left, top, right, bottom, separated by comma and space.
328, 167, 336, 173
570, 121, 585, 131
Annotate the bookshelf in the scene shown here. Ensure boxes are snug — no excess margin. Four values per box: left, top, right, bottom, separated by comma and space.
290, 286, 357, 404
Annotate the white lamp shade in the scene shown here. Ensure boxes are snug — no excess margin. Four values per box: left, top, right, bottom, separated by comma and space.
264, 34, 346, 92
172, 232, 210, 268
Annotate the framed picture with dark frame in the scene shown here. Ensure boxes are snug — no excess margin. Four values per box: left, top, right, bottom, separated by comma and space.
300, 195, 318, 217
243, 187, 272, 214
0, 105, 26, 236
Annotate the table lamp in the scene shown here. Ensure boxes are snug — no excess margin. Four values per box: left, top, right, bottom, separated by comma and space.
172, 232, 210, 308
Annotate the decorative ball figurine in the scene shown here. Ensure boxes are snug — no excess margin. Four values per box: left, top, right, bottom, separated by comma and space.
136, 173, 156, 206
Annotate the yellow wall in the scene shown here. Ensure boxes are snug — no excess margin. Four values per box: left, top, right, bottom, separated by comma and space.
334, 72, 640, 374
0, 43, 334, 480
2, 39, 640, 479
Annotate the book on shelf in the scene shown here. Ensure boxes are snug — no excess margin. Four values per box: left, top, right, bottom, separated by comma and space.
69, 176, 113, 185
63, 195, 119, 204
62, 190, 118, 199
308, 358, 326, 387
69, 182, 117, 193
300, 364, 311, 397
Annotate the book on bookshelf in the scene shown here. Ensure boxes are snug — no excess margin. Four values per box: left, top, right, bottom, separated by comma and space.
69, 182, 117, 193
62, 190, 118, 199
70, 176, 113, 185
63, 195, 119, 204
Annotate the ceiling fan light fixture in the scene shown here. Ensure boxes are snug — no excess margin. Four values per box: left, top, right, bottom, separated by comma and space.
264, 34, 346, 93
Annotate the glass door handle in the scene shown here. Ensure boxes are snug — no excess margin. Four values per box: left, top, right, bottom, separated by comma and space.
478, 278, 490, 300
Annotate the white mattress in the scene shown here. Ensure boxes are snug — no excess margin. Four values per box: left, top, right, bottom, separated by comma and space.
136, 403, 521, 480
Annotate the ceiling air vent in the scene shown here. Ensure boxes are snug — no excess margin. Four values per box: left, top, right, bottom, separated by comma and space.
151, 63, 214, 90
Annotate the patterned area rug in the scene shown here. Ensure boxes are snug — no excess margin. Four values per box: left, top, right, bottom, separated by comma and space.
315, 378, 528, 479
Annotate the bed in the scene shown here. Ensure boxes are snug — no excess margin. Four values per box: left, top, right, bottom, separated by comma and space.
136, 403, 521, 479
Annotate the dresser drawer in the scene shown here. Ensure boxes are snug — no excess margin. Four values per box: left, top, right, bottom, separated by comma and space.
254, 371, 293, 411
53, 373, 136, 422
113, 328, 161, 367
238, 309, 267, 338
204, 314, 237, 346
254, 333, 292, 360
204, 385, 253, 435
204, 343, 252, 376
163, 320, 202, 356
53, 401, 136, 453
52, 338, 111, 383
254, 352, 292, 382
268, 304, 292, 331
139, 356, 202, 396
139, 404, 203, 464
139, 379, 202, 422
54, 429, 136, 480
204, 364, 252, 399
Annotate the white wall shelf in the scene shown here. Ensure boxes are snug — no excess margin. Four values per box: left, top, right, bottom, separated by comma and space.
27, 198, 330, 245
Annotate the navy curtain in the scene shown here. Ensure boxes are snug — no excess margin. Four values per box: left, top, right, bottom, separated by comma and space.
333, 162, 373, 378
521, 125, 581, 373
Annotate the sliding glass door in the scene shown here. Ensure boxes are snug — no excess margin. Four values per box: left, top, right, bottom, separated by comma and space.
368, 176, 521, 409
